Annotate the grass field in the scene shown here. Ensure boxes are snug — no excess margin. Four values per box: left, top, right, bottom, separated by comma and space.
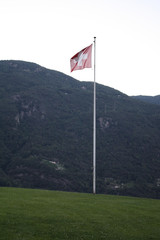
0, 187, 160, 240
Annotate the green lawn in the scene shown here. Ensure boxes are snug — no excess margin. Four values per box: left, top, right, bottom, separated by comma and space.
0, 187, 159, 240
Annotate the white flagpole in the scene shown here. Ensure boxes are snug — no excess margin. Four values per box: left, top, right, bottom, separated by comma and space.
93, 37, 96, 194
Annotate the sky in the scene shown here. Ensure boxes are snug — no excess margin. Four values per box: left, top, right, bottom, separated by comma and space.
0, 0, 160, 96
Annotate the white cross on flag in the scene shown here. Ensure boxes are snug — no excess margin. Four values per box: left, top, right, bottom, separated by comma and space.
70, 44, 92, 72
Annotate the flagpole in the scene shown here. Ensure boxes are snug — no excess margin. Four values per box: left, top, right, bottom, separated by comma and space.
93, 37, 96, 194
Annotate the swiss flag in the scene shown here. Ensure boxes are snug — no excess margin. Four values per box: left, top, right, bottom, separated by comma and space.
70, 44, 92, 72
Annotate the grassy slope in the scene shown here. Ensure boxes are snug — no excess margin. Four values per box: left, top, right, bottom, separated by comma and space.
0, 187, 159, 240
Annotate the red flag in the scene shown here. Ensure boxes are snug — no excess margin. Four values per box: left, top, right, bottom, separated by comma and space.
70, 44, 92, 72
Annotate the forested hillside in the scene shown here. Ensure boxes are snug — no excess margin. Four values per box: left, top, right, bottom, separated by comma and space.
0, 60, 160, 198
132, 95, 160, 105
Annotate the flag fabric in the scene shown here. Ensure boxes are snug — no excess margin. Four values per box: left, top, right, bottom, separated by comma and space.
70, 44, 92, 72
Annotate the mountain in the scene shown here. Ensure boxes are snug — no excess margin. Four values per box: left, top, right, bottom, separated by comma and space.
132, 95, 160, 105
0, 60, 160, 198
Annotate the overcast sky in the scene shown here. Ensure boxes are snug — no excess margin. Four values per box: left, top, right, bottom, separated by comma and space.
0, 0, 160, 96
